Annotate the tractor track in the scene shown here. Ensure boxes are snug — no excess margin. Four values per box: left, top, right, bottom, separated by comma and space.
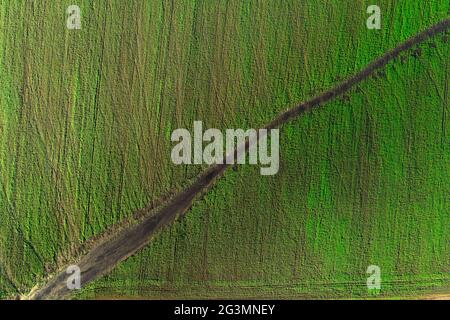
32, 18, 449, 300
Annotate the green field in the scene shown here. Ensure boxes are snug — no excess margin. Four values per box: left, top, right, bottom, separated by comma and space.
0, 0, 448, 299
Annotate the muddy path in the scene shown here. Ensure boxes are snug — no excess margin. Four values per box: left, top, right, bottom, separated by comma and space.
32, 19, 449, 300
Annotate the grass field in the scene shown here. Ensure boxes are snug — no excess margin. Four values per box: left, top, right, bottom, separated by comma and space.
0, 0, 448, 299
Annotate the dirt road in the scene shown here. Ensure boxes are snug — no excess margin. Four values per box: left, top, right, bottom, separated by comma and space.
32, 19, 449, 299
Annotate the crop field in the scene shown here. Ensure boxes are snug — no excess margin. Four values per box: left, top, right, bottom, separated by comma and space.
0, 0, 449, 299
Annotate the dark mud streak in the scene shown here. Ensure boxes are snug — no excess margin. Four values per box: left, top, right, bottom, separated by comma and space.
33, 164, 228, 299
33, 19, 449, 299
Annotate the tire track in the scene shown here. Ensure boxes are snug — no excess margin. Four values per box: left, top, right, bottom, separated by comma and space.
32, 18, 449, 300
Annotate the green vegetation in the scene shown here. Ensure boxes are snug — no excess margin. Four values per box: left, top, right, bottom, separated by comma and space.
0, 0, 448, 299
78, 30, 450, 299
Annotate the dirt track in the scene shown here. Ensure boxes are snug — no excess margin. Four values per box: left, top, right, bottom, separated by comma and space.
32, 19, 449, 300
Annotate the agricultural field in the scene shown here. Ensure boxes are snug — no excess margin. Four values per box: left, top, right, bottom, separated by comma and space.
0, 0, 449, 300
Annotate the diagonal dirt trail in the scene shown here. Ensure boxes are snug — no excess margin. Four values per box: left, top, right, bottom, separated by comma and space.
32, 18, 449, 300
